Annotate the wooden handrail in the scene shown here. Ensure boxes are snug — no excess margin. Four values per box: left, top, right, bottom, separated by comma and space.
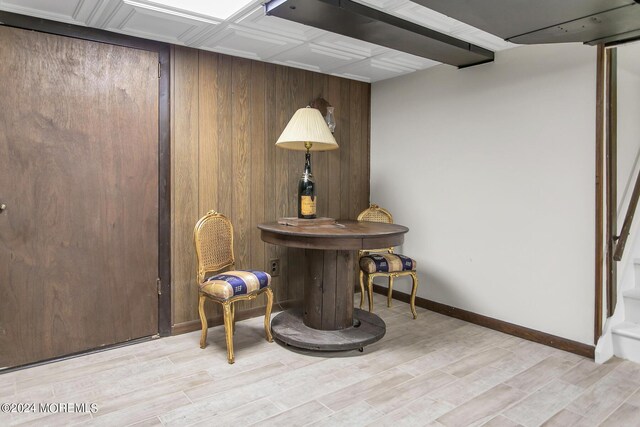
614, 167, 640, 261
606, 48, 618, 317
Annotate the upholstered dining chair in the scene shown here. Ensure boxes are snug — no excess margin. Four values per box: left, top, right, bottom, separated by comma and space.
194, 210, 273, 364
357, 204, 418, 319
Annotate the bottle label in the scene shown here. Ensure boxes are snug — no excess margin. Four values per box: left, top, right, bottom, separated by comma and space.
301, 196, 316, 216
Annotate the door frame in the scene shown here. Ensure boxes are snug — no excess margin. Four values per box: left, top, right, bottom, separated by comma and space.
0, 11, 172, 337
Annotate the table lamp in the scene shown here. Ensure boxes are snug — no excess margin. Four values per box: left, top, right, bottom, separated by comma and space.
276, 106, 338, 219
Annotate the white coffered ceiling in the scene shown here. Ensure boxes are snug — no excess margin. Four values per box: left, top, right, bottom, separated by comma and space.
0, 0, 516, 82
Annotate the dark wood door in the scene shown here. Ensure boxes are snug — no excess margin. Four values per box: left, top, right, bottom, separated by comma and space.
0, 26, 159, 368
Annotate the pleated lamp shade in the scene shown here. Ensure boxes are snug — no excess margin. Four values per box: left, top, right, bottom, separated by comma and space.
276, 107, 338, 151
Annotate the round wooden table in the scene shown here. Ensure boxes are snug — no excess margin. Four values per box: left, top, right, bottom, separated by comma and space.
258, 220, 408, 351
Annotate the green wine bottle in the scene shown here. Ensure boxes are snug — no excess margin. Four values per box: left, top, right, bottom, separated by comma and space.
298, 152, 316, 219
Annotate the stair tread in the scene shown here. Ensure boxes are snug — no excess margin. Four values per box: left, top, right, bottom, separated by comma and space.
623, 288, 640, 299
613, 322, 640, 339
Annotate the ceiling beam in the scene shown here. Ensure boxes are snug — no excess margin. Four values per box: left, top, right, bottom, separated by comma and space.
413, 0, 640, 46
265, 0, 494, 68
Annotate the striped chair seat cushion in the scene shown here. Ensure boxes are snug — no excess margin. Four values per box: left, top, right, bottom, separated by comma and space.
360, 253, 416, 274
199, 270, 271, 300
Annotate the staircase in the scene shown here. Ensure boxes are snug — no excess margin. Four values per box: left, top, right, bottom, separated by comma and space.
612, 262, 640, 363
596, 231, 640, 363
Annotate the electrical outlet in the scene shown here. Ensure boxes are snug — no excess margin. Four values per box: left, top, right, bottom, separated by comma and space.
269, 259, 280, 277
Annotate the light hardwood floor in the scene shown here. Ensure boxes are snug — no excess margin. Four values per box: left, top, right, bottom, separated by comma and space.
1, 293, 639, 426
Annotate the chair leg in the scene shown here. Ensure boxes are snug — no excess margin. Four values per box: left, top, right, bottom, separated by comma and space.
198, 293, 208, 349
264, 288, 274, 342
387, 275, 394, 308
410, 272, 418, 319
230, 302, 236, 335
367, 274, 374, 313
222, 302, 234, 364
359, 270, 365, 309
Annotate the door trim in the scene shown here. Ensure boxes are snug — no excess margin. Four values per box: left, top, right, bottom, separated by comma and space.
595, 44, 605, 343
0, 11, 172, 337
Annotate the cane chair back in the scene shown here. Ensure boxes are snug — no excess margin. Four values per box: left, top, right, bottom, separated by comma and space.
194, 211, 235, 283
357, 204, 393, 223
357, 204, 394, 255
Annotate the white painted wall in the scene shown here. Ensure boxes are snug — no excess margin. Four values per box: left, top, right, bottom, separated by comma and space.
371, 43, 596, 345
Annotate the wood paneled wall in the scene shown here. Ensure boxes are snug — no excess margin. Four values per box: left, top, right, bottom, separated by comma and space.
171, 46, 371, 329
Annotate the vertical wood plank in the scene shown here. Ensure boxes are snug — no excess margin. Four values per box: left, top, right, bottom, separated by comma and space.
288, 68, 313, 302
265, 63, 281, 302
172, 46, 199, 325
250, 60, 267, 287
201, 52, 224, 321
217, 55, 233, 221
288, 67, 307, 212
198, 51, 220, 327
361, 83, 371, 211
198, 52, 218, 215
321, 250, 338, 329
231, 57, 251, 268
275, 65, 290, 302
327, 76, 342, 220
358, 83, 371, 290
349, 80, 363, 219
340, 78, 351, 219
313, 74, 330, 218
288, 67, 308, 218
304, 249, 324, 328
231, 57, 252, 310
335, 250, 355, 328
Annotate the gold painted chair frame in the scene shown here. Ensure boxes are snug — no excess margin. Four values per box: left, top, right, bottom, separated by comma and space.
194, 210, 273, 364
357, 204, 418, 319
359, 270, 418, 319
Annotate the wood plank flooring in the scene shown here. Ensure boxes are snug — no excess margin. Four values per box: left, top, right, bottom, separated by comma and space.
1, 294, 638, 426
